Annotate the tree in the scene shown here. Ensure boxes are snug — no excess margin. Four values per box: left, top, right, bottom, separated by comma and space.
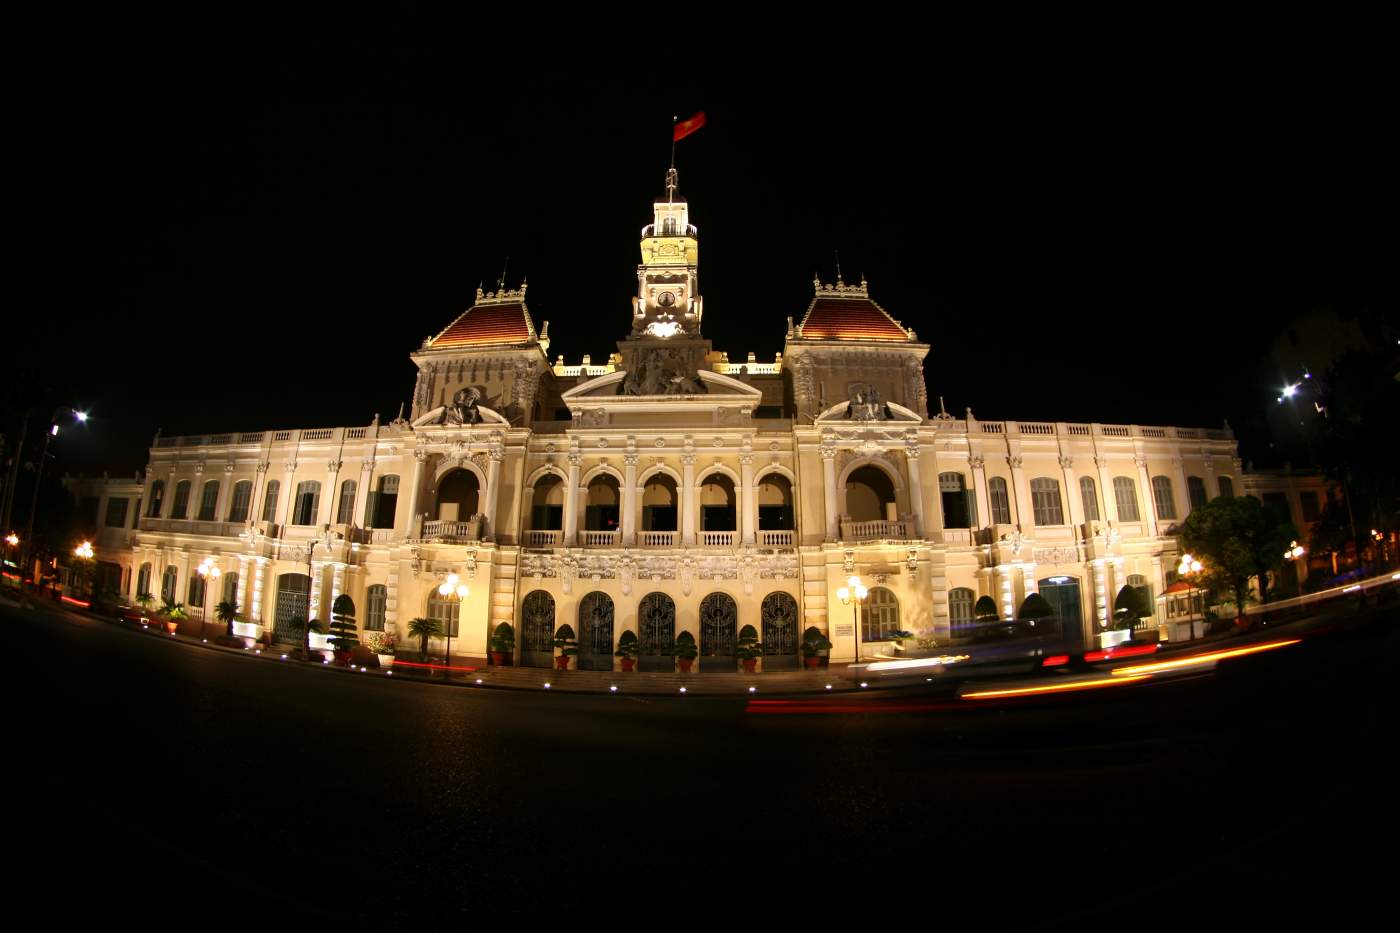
408, 616, 443, 660
327, 593, 359, 657
1178, 495, 1296, 619
215, 599, 239, 638
1112, 585, 1152, 633
291, 616, 323, 658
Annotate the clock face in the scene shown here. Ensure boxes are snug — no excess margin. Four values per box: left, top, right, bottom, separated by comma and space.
656, 290, 676, 308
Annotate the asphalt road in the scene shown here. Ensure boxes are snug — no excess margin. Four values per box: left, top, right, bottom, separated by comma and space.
7, 595, 1396, 929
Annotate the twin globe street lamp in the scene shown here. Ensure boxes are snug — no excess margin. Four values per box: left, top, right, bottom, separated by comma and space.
437, 573, 468, 677
196, 557, 222, 637
837, 575, 869, 662
1177, 553, 1203, 642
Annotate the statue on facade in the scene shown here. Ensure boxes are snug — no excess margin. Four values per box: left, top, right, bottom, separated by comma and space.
444, 387, 483, 425
847, 383, 885, 421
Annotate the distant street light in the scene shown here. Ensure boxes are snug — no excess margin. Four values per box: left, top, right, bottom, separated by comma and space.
20, 407, 88, 588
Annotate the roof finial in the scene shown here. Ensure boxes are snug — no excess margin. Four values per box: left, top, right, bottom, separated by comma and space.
834, 249, 843, 287
499, 257, 509, 292
668, 115, 679, 205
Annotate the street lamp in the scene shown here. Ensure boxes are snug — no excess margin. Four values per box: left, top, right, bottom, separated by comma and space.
72, 540, 94, 597
837, 574, 869, 662
437, 573, 468, 678
196, 557, 221, 638
19, 407, 88, 588
4, 533, 18, 572
1284, 540, 1306, 592
1177, 553, 1203, 641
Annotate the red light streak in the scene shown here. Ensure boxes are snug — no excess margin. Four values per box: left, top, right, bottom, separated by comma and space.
60, 595, 91, 608
1041, 655, 1070, 667
1083, 643, 1159, 662
386, 659, 482, 673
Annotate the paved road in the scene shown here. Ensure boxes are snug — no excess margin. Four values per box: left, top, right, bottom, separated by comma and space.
7, 595, 1396, 928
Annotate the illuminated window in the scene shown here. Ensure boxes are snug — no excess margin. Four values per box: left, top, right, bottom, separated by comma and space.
948, 587, 975, 638
863, 587, 900, 643
293, 481, 321, 526
336, 480, 357, 525
261, 480, 280, 523
1080, 476, 1100, 522
197, 480, 220, 522
427, 590, 460, 638
1218, 476, 1234, 498
988, 477, 1011, 524
1030, 478, 1064, 526
1151, 476, 1177, 521
227, 481, 252, 523
147, 481, 165, 518
366, 585, 387, 632
1114, 477, 1141, 522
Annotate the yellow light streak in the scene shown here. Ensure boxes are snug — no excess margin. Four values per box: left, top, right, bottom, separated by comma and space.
962, 675, 1150, 699
1110, 639, 1301, 676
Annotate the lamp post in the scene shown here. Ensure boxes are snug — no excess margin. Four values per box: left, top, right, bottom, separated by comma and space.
196, 557, 221, 639
4, 533, 18, 575
1177, 553, 1203, 641
19, 407, 87, 588
837, 574, 869, 662
1284, 540, 1306, 593
437, 573, 468, 679
73, 540, 94, 599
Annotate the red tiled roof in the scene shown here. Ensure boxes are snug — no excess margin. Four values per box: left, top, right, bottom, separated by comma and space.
799, 296, 910, 341
430, 301, 535, 348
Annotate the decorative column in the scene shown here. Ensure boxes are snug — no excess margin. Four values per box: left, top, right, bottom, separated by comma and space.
904, 438, 925, 538
353, 459, 374, 529
309, 559, 324, 623
1008, 455, 1031, 531
330, 562, 346, 613
1089, 558, 1108, 632
1060, 455, 1083, 529
1150, 554, 1166, 627
236, 555, 249, 614
739, 452, 756, 545
1096, 455, 1119, 525
680, 452, 697, 545
821, 441, 839, 541
319, 460, 342, 527
622, 452, 639, 546
214, 462, 235, 523
1135, 454, 1158, 531
397, 449, 427, 536
970, 454, 990, 531
280, 460, 299, 529
994, 563, 1016, 619
563, 452, 581, 546
484, 439, 504, 542
1175, 455, 1192, 517
250, 461, 269, 526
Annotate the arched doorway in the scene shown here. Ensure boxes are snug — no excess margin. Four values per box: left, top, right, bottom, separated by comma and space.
699, 592, 737, 672
641, 474, 678, 532
1038, 576, 1084, 648
846, 466, 896, 523
530, 474, 564, 532
520, 590, 555, 668
273, 573, 310, 643
584, 475, 620, 533
699, 474, 736, 532
761, 592, 799, 671
577, 591, 614, 670
435, 469, 480, 523
757, 474, 795, 534
638, 592, 675, 672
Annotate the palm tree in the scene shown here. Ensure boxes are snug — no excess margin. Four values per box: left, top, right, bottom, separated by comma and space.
215, 600, 239, 639
407, 616, 443, 660
290, 617, 323, 659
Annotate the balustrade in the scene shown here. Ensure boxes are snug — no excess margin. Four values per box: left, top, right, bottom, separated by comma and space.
421, 519, 481, 543
841, 519, 911, 541
639, 531, 678, 547
580, 530, 620, 547
757, 530, 794, 547
700, 530, 736, 547
525, 529, 564, 547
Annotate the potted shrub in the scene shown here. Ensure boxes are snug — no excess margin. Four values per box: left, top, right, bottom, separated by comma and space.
552, 623, 579, 671
135, 590, 156, 620
160, 599, 186, 634
1107, 585, 1147, 648
735, 624, 764, 673
408, 616, 443, 661
615, 630, 639, 672
366, 631, 397, 669
674, 630, 698, 673
489, 622, 515, 666
1016, 593, 1054, 637
800, 626, 831, 670
327, 594, 360, 665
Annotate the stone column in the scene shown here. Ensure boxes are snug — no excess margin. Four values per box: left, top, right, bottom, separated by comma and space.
236, 555, 249, 615
331, 562, 346, 615
396, 449, 427, 536
680, 453, 697, 545
280, 460, 299, 529
163, 465, 177, 518
484, 442, 504, 542
1008, 455, 1031, 531
1095, 455, 1118, 525
970, 455, 990, 532
214, 463, 235, 523
353, 460, 374, 529
1135, 455, 1158, 530
563, 453, 581, 546
1089, 558, 1108, 633
622, 453, 638, 545
905, 440, 925, 538
1176, 456, 1193, 517
740, 453, 756, 545
1150, 554, 1166, 626
1060, 455, 1083, 530
821, 442, 839, 541
319, 460, 342, 527
250, 461, 269, 525
994, 563, 1016, 619
309, 560, 324, 623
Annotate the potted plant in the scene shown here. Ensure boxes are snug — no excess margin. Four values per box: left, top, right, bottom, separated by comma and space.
327, 594, 359, 665
615, 629, 639, 671
734, 624, 764, 673
215, 599, 240, 639
366, 631, 397, 669
489, 622, 515, 666
800, 626, 831, 670
552, 623, 579, 671
160, 598, 186, 634
407, 616, 443, 661
135, 590, 156, 620
673, 630, 698, 673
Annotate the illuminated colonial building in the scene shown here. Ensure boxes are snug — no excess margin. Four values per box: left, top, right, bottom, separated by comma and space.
68, 174, 1332, 666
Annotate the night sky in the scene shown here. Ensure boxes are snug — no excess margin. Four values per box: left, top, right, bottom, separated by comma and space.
11, 19, 1393, 477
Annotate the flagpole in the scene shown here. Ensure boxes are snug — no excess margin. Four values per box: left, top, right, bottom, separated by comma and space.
668, 115, 678, 205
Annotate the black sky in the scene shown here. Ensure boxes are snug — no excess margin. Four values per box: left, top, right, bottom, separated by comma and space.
11, 17, 1395, 476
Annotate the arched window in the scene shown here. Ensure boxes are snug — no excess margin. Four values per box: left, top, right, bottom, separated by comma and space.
147, 481, 165, 518
188, 573, 205, 611
336, 479, 357, 525
700, 592, 737, 662
426, 590, 460, 638
584, 475, 620, 531
261, 480, 280, 523
161, 565, 178, 604
757, 474, 795, 530
531, 474, 565, 530
988, 477, 1011, 525
293, 481, 321, 526
1080, 476, 1100, 522
365, 584, 387, 631
1187, 476, 1208, 513
949, 587, 975, 638
1151, 476, 1177, 521
1114, 477, 1141, 522
1030, 478, 1064, 526
864, 586, 900, 642
197, 480, 220, 521
435, 469, 479, 522
222, 571, 238, 606
641, 474, 678, 531
700, 474, 737, 531
939, 472, 974, 528
170, 480, 191, 520
227, 480, 252, 523
367, 475, 399, 528
137, 562, 153, 597
1218, 476, 1235, 498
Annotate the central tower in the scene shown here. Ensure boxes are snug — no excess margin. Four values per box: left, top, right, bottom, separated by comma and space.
619, 168, 711, 395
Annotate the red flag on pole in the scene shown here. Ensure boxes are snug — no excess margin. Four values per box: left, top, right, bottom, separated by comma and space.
673, 112, 706, 142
